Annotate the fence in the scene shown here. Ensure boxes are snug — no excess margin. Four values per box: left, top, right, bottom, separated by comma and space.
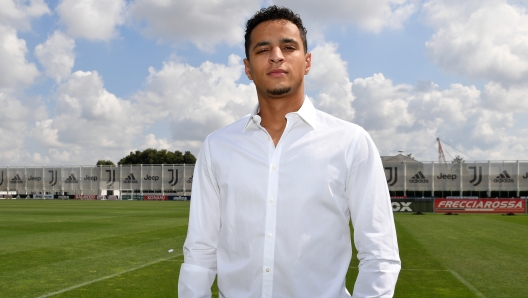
0, 164, 194, 196
383, 161, 528, 197
2, 161, 528, 197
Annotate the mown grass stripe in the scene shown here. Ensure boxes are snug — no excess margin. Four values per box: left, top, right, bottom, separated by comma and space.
36, 254, 182, 298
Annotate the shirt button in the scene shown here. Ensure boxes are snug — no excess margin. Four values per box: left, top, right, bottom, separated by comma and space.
270, 199, 274, 203
268, 233, 272, 238
266, 268, 270, 272
271, 166, 276, 170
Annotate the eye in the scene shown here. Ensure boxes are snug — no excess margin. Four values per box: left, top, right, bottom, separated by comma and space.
256, 49, 269, 54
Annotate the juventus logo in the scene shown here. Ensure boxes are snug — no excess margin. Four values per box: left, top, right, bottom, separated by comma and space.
384, 167, 398, 186
468, 166, 482, 186
106, 170, 116, 186
49, 170, 58, 186
0, 171, 3, 186
168, 169, 178, 186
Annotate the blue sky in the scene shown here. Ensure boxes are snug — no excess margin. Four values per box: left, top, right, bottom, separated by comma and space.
1, 0, 528, 166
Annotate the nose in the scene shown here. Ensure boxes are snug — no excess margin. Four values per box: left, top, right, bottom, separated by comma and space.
269, 47, 284, 63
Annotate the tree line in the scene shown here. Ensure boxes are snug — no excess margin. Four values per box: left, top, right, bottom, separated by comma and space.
96, 148, 196, 166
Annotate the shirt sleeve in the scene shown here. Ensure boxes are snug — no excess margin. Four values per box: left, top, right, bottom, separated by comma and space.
346, 128, 401, 298
178, 136, 221, 298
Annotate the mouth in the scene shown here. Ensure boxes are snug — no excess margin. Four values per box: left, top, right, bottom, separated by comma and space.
268, 69, 287, 77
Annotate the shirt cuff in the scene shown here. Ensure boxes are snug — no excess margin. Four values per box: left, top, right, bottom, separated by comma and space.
352, 260, 401, 298
178, 263, 217, 298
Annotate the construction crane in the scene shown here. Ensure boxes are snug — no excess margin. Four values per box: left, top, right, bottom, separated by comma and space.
437, 137, 447, 163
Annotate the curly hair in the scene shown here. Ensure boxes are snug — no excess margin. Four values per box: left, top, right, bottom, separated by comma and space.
244, 6, 308, 60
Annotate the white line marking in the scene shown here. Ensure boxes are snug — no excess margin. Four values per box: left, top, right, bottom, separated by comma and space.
349, 266, 486, 297
449, 270, 486, 298
37, 254, 183, 298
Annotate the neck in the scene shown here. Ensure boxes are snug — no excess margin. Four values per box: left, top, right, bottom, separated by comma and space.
256, 88, 305, 146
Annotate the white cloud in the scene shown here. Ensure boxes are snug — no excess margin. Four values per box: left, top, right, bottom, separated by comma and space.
420, 0, 528, 160
345, 73, 528, 160
306, 42, 355, 121
128, 0, 260, 51
0, 92, 47, 165
56, 0, 126, 41
133, 54, 256, 142
138, 134, 203, 154
424, 0, 528, 85
0, 24, 39, 90
471, 109, 514, 145
272, 0, 418, 33
30, 70, 144, 164
482, 81, 528, 112
34, 30, 75, 82
351, 73, 415, 131
141, 134, 171, 150
0, 0, 50, 30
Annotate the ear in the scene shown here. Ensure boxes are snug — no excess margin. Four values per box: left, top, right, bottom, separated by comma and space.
304, 52, 312, 75
243, 58, 253, 80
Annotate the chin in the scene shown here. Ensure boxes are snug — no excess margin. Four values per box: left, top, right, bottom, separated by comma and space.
267, 87, 292, 96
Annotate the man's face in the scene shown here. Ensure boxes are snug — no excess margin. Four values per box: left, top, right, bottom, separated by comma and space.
244, 20, 311, 98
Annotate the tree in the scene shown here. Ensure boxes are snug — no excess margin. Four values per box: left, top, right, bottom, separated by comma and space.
117, 148, 197, 165
183, 151, 197, 164
96, 160, 115, 166
452, 155, 465, 163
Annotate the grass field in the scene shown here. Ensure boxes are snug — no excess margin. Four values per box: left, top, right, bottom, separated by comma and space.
1, 200, 527, 297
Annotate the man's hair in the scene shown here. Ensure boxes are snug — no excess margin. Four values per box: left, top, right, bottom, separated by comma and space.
244, 6, 308, 60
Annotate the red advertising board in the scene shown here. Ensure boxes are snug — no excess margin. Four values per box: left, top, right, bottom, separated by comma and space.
435, 198, 526, 213
143, 195, 168, 201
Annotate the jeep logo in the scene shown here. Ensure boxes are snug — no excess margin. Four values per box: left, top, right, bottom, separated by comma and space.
144, 175, 159, 181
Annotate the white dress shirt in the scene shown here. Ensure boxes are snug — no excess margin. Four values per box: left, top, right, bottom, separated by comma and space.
178, 96, 400, 298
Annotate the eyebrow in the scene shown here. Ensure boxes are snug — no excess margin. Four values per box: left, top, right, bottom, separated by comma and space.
252, 38, 299, 51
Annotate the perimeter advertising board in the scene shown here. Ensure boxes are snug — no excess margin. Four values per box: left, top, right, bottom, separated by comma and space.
169, 195, 191, 201
32, 194, 54, 199
391, 197, 434, 212
434, 198, 526, 213
143, 195, 168, 201
75, 195, 106, 200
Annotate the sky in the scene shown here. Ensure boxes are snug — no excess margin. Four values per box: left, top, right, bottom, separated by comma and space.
1, 0, 528, 166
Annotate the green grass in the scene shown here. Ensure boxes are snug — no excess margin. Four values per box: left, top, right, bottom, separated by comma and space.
1, 200, 527, 297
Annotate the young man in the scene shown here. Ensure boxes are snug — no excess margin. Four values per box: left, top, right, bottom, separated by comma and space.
178, 6, 400, 298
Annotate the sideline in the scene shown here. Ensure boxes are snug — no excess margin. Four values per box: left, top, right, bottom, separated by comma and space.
449, 270, 486, 298
37, 254, 183, 298
349, 266, 486, 298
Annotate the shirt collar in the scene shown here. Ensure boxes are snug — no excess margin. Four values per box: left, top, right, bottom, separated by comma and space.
243, 95, 318, 132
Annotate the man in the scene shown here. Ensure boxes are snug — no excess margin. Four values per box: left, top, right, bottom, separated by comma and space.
178, 5, 400, 298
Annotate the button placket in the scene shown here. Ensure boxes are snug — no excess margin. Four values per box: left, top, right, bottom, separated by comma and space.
261, 118, 297, 298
